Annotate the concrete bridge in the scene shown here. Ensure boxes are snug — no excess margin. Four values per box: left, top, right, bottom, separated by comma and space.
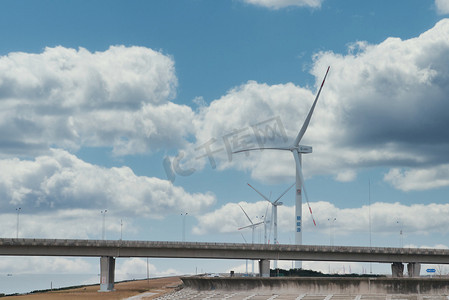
1, 238, 448, 291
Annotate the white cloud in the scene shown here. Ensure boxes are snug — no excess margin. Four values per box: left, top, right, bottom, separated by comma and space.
436, 0, 449, 14
115, 258, 180, 281
242, 0, 323, 9
0, 257, 95, 274
0, 149, 215, 224
0, 256, 180, 284
192, 201, 269, 236
6, 19, 449, 193
0, 46, 193, 156
182, 19, 449, 191
384, 165, 449, 191
194, 200, 449, 237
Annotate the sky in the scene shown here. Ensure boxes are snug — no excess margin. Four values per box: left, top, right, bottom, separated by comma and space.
1, 0, 449, 292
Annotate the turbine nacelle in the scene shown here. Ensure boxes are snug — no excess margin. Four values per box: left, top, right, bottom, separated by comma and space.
298, 145, 312, 154
287, 145, 312, 153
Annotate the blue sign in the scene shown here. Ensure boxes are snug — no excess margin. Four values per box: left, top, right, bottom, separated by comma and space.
426, 268, 436, 273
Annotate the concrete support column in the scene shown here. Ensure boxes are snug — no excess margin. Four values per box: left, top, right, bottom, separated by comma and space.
391, 262, 404, 278
407, 262, 421, 277
259, 259, 270, 277
99, 256, 115, 292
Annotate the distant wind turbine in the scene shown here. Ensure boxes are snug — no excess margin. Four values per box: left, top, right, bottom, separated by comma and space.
238, 204, 264, 244
234, 66, 330, 269
248, 182, 294, 269
247, 183, 294, 245
262, 202, 270, 244
238, 204, 264, 275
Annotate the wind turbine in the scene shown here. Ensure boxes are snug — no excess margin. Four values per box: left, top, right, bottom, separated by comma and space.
248, 183, 294, 245
238, 204, 264, 275
248, 183, 294, 269
234, 66, 330, 269
262, 202, 270, 244
238, 204, 264, 244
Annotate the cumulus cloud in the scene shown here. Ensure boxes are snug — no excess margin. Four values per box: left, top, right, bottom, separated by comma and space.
180, 19, 449, 191
0, 257, 95, 274
115, 258, 180, 281
242, 0, 323, 9
384, 165, 449, 191
0, 256, 180, 285
194, 200, 449, 237
193, 201, 269, 235
307, 19, 449, 189
0, 46, 193, 156
0, 149, 215, 221
172, 81, 317, 183
436, 0, 449, 14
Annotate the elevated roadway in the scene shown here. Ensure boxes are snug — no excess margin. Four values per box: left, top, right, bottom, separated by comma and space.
1, 238, 447, 291
0, 238, 448, 264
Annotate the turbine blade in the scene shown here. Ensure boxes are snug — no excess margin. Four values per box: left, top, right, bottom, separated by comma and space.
240, 221, 264, 230
299, 167, 317, 226
233, 147, 291, 154
273, 183, 295, 204
238, 224, 254, 230
240, 233, 248, 243
247, 183, 271, 202
264, 203, 270, 222
294, 66, 330, 146
238, 204, 253, 225
309, 204, 317, 227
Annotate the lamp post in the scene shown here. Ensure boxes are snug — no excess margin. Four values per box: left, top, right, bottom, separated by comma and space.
397, 220, 403, 248
181, 212, 188, 242
16, 207, 21, 239
101, 210, 107, 240
328, 217, 336, 246
120, 219, 123, 241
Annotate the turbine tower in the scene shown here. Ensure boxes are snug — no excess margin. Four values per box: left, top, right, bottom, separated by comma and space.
248, 183, 294, 269
234, 66, 330, 269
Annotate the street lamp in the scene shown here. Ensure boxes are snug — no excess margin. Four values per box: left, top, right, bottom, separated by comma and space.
120, 219, 123, 241
328, 217, 336, 246
101, 210, 107, 240
16, 208, 21, 239
397, 220, 403, 248
181, 212, 188, 242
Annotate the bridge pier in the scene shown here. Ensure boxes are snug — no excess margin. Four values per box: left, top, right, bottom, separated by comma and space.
259, 259, 270, 277
391, 262, 404, 277
407, 262, 421, 277
99, 256, 115, 292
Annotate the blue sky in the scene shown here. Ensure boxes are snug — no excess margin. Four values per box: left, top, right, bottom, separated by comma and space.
1, 0, 449, 292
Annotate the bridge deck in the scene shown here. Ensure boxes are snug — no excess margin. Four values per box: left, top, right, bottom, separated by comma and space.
1, 238, 449, 264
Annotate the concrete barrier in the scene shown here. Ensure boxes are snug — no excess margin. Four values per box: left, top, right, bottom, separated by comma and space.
181, 276, 449, 295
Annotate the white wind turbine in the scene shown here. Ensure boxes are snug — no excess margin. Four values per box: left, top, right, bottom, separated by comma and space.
248, 183, 294, 269
234, 66, 330, 269
262, 203, 270, 244
248, 183, 294, 245
238, 204, 264, 245
238, 204, 264, 275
